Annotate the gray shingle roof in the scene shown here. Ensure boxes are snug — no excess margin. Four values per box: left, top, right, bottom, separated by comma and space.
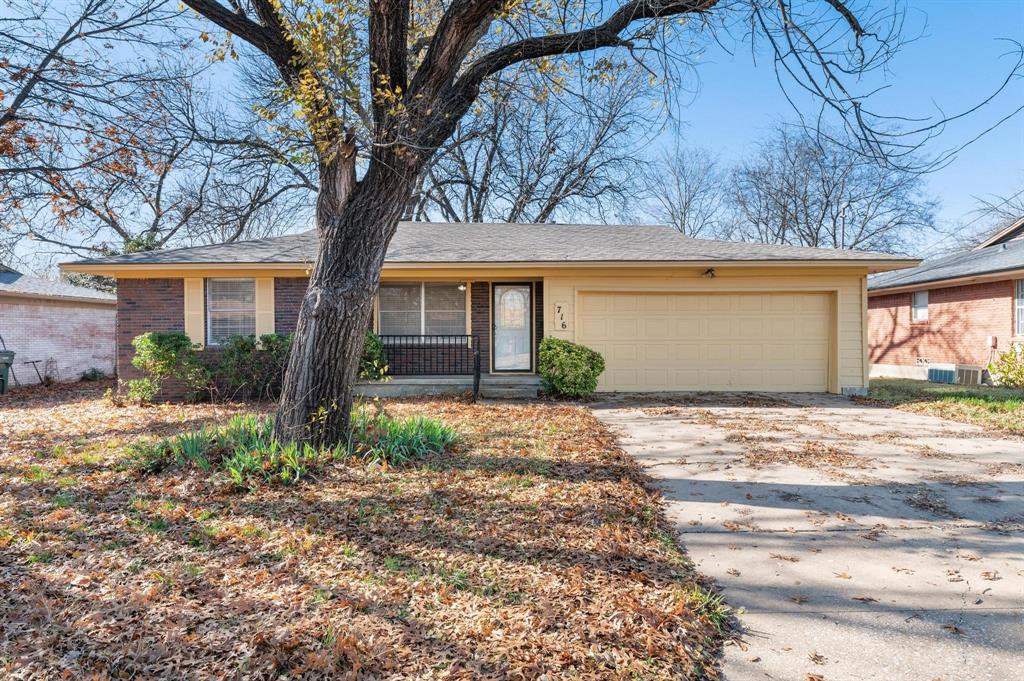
868, 238, 1024, 291
0, 268, 115, 303
64, 222, 914, 267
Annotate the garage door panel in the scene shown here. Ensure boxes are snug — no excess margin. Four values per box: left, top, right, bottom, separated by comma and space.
579, 292, 830, 392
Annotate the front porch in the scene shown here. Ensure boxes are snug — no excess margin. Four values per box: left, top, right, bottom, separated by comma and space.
363, 279, 544, 399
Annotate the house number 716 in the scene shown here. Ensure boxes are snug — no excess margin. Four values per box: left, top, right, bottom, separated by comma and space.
556, 304, 567, 330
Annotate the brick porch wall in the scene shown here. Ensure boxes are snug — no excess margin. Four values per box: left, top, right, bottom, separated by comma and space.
274, 277, 308, 334
116, 278, 185, 380
471, 282, 491, 373
0, 296, 115, 385
867, 279, 1016, 367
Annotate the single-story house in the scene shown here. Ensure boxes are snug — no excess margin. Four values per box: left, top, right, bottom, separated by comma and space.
61, 223, 915, 396
868, 217, 1024, 380
0, 265, 116, 387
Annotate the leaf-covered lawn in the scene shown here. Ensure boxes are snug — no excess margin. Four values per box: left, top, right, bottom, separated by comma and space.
0, 383, 726, 679
864, 378, 1024, 435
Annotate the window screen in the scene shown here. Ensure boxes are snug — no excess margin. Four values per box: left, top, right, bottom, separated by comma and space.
378, 283, 467, 335
378, 284, 421, 335
207, 279, 256, 345
424, 283, 466, 335
1016, 280, 1024, 336
911, 290, 928, 322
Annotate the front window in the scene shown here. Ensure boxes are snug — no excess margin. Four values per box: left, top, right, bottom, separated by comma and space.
207, 278, 256, 345
1016, 280, 1024, 336
378, 282, 467, 336
911, 290, 929, 322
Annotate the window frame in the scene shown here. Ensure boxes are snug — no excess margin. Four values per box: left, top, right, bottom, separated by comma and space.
1015, 280, 1024, 337
911, 290, 929, 323
376, 281, 468, 337
206, 277, 257, 346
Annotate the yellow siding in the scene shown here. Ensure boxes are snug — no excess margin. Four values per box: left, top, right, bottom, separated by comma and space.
183, 278, 205, 347
255, 277, 275, 337
544, 269, 868, 393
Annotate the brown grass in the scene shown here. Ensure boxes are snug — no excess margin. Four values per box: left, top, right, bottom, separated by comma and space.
0, 385, 725, 679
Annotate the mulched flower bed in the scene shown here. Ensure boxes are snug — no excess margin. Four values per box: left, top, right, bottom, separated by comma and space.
0, 385, 726, 679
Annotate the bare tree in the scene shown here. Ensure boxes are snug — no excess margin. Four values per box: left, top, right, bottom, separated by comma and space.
409, 72, 652, 223
645, 146, 725, 237
727, 126, 937, 252
0, 0, 316, 267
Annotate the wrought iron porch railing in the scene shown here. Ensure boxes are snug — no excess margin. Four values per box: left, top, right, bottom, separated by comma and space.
378, 334, 481, 398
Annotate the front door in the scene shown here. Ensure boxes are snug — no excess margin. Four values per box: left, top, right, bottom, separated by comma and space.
493, 284, 532, 371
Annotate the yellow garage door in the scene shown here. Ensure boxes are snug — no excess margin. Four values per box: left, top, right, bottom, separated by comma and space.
578, 292, 831, 392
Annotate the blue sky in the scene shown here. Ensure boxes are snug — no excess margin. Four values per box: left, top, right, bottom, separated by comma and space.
668, 0, 1024, 252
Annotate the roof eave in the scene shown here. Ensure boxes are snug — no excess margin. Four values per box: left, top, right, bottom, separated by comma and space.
61, 257, 918, 277
0, 289, 116, 305
868, 265, 1024, 296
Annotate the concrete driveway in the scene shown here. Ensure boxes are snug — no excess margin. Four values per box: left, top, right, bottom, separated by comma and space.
592, 394, 1024, 681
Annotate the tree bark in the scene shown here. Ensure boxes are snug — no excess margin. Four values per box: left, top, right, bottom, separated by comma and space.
273, 154, 415, 446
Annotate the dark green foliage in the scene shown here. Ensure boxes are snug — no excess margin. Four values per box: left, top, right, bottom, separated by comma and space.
215, 334, 293, 400
359, 331, 389, 381
79, 367, 107, 381
538, 337, 606, 398
130, 332, 211, 401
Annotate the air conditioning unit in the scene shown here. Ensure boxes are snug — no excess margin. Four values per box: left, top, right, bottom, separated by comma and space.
956, 365, 983, 386
927, 363, 956, 384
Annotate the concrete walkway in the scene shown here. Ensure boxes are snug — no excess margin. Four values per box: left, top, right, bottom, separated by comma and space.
592, 393, 1024, 681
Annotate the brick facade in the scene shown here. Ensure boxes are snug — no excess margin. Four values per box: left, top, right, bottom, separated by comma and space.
114, 277, 547, 385
470, 282, 491, 373
868, 279, 1016, 367
116, 278, 184, 380
0, 296, 115, 385
274, 277, 308, 334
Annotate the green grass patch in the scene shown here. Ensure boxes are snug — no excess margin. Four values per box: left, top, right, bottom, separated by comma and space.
867, 379, 1024, 433
127, 408, 458, 490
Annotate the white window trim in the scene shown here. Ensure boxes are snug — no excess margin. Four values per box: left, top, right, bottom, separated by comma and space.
206, 277, 257, 346
911, 290, 929, 322
377, 281, 468, 336
1015, 280, 1024, 337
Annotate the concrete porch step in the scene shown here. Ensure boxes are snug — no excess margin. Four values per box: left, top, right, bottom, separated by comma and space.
479, 374, 541, 399
354, 374, 542, 399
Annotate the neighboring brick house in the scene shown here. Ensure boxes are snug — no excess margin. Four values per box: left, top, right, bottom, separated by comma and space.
868, 217, 1024, 379
0, 265, 116, 387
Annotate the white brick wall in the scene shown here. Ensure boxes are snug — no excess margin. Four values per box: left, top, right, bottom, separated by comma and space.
0, 296, 115, 385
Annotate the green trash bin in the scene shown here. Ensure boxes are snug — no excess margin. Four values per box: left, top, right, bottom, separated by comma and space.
0, 350, 14, 394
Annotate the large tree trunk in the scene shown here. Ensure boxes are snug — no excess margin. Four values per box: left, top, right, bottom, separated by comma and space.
273, 156, 415, 446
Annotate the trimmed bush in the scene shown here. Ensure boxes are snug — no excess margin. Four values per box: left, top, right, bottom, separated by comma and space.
989, 344, 1024, 388
215, 333, 293, 400
130, 331, 211, 401
538, 337, 606, 398
359, 331, 389, 381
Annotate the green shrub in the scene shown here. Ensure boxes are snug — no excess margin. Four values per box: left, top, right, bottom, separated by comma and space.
80, 367, 106, 381
359, 331, 389, 381
350, 407, 458, 465
538, 337, 606, 398
989, 344, 1024, 388
215, 333, 293, 400
126, 377, 160, 404
131, 331, 211, 401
